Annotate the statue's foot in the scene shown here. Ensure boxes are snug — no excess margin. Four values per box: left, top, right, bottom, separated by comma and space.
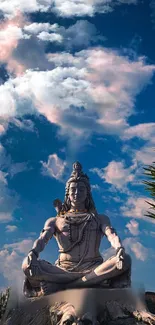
23, 277, 42, 298
40, 281, 60, 296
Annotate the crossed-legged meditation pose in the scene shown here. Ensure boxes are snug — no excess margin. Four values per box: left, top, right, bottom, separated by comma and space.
22, 162, 131, 297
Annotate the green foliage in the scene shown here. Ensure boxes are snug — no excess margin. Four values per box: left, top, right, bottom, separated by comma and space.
143, 162, 155, 219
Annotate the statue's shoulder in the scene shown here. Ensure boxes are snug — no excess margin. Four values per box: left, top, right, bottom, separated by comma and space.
44, 217, 56, 229
98, 213, 111, 228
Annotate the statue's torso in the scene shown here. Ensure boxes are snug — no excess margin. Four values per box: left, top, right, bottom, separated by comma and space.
54, 212, 104, 271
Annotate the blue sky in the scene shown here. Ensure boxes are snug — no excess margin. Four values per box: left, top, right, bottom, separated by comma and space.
0, 0, 155, 292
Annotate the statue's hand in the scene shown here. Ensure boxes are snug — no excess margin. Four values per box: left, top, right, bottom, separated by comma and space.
116, 247, 125, 270
27, 250, 39, 277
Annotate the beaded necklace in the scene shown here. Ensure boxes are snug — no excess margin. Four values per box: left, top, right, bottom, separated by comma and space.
56, 212, 101, 271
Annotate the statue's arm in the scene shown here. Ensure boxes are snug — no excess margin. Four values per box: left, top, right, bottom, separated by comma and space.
30, 217, 56, 257
99, 214, 123, 251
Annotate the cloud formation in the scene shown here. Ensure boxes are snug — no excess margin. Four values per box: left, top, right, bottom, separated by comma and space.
0, 239, 32, 291
0, 145, 18, 223
123, 123, 155, 143
5, 225, 18, 232
4, 239, 33, 254
9, 162, 29, 178
0, 48, 154, 144
0, 13, 28, 75
0, 19, 105, 79
41, 154, 66, 181
90, 160, 135, 189
133, 145, 155, 166
123, 237, 148, 261
126, 219, 140, 236
0, 0, 138, 18
23, 20, 104, 48
121, 196, 155, 223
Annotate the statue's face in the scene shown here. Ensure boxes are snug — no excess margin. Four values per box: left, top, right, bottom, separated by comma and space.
69, 181, 87, 205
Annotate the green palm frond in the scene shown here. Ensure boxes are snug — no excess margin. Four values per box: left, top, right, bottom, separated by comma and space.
143, 159, 155, 219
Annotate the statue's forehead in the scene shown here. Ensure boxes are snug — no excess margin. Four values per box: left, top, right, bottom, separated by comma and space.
69, 181, 86, 188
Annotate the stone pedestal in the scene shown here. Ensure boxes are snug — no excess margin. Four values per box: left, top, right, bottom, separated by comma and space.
1, 288, 155, 325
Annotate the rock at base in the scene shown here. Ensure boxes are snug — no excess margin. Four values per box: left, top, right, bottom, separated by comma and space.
0, 288, 155, 325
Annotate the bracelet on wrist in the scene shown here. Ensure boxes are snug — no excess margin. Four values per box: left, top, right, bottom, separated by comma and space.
115, 246, 124, 255
29, 249, 39, 258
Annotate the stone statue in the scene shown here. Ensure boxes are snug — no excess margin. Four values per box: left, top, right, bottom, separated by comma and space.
22, 162, 131, 298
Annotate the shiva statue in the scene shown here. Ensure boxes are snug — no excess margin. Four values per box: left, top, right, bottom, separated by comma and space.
22, 162, 131, 297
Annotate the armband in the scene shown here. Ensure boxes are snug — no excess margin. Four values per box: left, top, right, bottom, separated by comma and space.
29, 249, 39, 258
115, 246, 124, 255
105, 226, 117, 235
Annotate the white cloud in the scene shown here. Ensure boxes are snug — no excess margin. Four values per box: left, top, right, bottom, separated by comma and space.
37, 31, 63, 42
0, 171, 8, 184
5, 225, 18, 232
91, 184, 100, 191
0, 0, 138, 18
121, 196, 155, 223
0, 145, 18, 223
123, 123, 155, 143
53, 0, 137, 17
0, 249, 24, 290
41, 154, 66, 181
0, 0, 51, 18
23, 20, 103, 48
123, 237, 148, 261
0, 239, 32, 292
0, 18, 63, 77
24, 22, 59, 35
0, 48, 154, 144
0, 212, 13, 222
0, 25, 29, 43
4, 239, 33, 254
126, 219, 140, 236
90, 160, 135, 189
0, 13, 29, 75
121, 126, 155, 187
5, 20, 104, 77
24, 22, 63, 43
0, 124, 6, 135
9, 162, 29, 178
133, 145, 155, 166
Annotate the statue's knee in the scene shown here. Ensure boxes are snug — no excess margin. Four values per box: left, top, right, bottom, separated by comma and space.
22, 257, 30, 276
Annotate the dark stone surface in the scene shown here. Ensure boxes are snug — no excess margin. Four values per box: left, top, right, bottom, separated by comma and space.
0, 289, 155, 325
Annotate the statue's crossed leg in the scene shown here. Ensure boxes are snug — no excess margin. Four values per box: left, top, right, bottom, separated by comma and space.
22, 253, 131, 296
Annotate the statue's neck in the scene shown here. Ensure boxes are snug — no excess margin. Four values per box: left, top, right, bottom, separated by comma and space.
70, 202, 86, 211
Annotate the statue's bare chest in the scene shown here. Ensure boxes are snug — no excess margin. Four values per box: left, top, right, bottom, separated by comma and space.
54, 213, 102, 252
